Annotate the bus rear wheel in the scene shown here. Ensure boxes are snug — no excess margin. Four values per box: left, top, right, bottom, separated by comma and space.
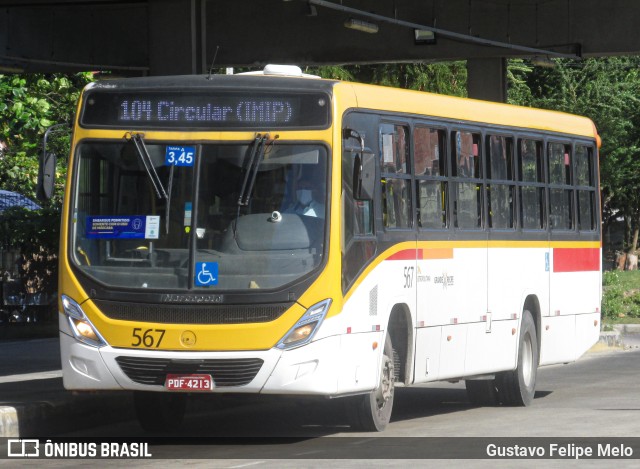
347, 333, 395, 432
134, 391, 187, 432
497, 310, 538, 406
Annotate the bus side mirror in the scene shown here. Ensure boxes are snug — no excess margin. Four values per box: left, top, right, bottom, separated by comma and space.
38, 123, 68, 201
38, 152, 57, 201
353, 152, 375, 201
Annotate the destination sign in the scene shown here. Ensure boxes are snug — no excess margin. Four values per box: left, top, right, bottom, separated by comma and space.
80, 90, 330, 129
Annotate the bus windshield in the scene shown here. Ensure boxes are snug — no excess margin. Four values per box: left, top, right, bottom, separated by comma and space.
71, 140, 328, 291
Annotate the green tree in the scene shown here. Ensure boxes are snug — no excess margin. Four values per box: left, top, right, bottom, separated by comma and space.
0, 73, 94, 203
510, 57, 640, 252
506, 59, 534, 106
0, 73, 94, 306
311, 62, 468, 96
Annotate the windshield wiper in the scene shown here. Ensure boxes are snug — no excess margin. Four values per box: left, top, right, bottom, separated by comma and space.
233, 134, 277, 237
237, 134, 268, 207
127, 132, 168, 200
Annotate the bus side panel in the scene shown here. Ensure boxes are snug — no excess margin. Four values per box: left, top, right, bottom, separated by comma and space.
337, 255, 411, 394
539, 315, 576, 365
480, 244, 548, 375
544, 246, 601, 364
437, 324, 467, 380
465, 319, 518, 375
416, 254, 457, 327
416, 246, 486, 329
549, 272, 599, 319
413, 326, 442, 383
574, 312, 601, 360
487, 245, 550, 320
335, 331, 385, 394
415, 245, 486, 380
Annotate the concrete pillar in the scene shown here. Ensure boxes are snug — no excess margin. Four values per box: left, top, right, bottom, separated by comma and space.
466, 58, 507, 103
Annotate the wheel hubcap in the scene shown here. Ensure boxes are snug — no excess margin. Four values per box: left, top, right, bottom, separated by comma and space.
522, 333, 533, 387
376, 354, 394, 408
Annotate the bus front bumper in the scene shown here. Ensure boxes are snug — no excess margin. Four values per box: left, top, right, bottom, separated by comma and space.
59, 325, 381, 396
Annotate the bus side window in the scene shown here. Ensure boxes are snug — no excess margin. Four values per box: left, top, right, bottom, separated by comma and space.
415, 126, 447, 230
518, 139, 544, 230
486, 135, 515, 230
548, 142, 573, 230
575, 144, 596, 231
452, 130, 482, 229
380, 123, 412, 229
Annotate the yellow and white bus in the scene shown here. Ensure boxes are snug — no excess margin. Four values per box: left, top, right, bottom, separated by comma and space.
42, 65, 602, 431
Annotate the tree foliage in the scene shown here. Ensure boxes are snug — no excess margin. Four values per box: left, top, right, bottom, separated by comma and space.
310, 62, 468, 96
0, 73, 94, 300
511, 57, 640, 251
0, 73, 94, 203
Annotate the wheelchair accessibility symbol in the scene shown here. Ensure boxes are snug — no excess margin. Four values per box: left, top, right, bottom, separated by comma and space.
195, 262, 218, 286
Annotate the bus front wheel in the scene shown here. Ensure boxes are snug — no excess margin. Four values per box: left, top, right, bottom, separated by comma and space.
134, 391, 187, 432
497, 310, 538, 406
347, 332, 395, 432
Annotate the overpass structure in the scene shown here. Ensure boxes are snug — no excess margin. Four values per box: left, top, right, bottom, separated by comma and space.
1, 0, 639, 101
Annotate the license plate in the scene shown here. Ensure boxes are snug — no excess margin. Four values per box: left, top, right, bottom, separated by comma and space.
165, 374, 214, 391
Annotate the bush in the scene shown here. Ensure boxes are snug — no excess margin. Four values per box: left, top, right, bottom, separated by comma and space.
602, 270, 640, 320
602, 283, 625, 319
602, 270, 620, 286
625, 292, 640, 318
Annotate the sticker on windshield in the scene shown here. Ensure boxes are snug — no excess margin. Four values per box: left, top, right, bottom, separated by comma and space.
195, 262, 218, 286
145, 215, 160, 239
86, 215, 160, 239
184, 202, 192, 227
165, 146, 195, 166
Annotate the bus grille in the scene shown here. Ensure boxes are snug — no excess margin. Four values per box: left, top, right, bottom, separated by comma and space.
94, 300, 291, 324
115, 356, 264, 387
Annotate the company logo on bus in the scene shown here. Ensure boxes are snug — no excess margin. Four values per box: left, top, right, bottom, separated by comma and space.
416, 266, 431, 283
434, 273, 455, 289
162, 294, 223, 304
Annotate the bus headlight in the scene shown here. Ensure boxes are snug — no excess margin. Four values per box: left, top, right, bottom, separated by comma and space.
276, 299, 332, 350
62, 295, 107, 348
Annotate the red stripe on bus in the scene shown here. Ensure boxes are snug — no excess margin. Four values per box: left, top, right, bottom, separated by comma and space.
553, 248, 600, 272
387, 249, 422, 261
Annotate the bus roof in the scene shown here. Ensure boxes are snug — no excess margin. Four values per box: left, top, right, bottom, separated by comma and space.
339, 81, 597, 139
85, 73, 597, 140
85, 73, 337, 94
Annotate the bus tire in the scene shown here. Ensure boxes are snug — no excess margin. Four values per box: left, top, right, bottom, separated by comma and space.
465, 379, 499, 406
497, 310, 538, 406
134, 391, 187, 432
347, 332, 395, 432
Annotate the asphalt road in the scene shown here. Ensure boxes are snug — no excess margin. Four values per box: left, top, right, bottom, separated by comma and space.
1, 337, 639, 467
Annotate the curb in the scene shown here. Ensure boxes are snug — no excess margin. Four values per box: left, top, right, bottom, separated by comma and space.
598, 324, 640, 349
612, 324, 640, 334
0, 407, 19, 438
598, 330, 623, 348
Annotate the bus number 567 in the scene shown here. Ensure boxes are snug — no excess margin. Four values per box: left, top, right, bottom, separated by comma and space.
403, 266, 414, 289
131, 328, 166, 348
